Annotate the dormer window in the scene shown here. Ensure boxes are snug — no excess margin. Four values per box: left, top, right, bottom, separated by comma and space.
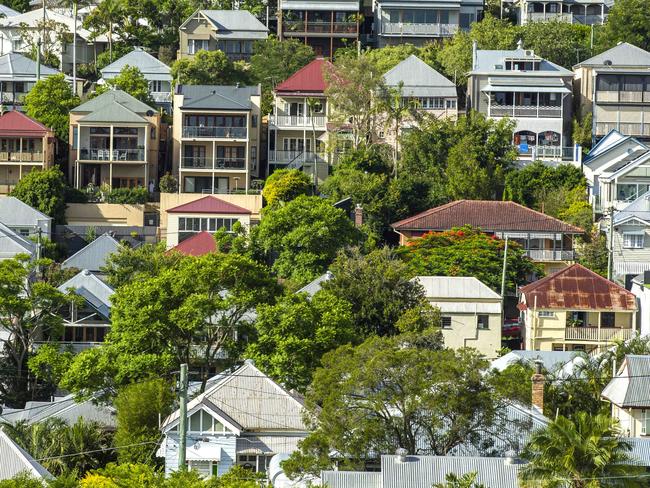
169, 409, 228, 434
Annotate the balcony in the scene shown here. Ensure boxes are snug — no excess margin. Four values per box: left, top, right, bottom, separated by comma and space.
527, 12, 573, 22
34, 341, 103, 353
0, 151, 44, 163
380, 21, 457, 37
595, 122, 650, 137
490, 104, 562, 118
283, 20, 357, 35
268, 150, 328, 165
78, 148, 145, 162
181, 156, 246, 170
182, 126, 247, 139
525, 249, 575, 261
151, 91, 172, 103
565, 327, 634, 342
517, 146, 576, 161
596, 91, 650, 104
573, 14, 606, 24
269, 114, 327, 129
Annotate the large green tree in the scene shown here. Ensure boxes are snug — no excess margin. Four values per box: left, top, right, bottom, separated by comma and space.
24, 74, 80, 143
100, 242, 182, 289
10, 167, 68, 225
171, 50, 249, 86
253, 195, 362, 287
262, 169, 312, 207
246, 290, 356, 391
599, 0, 650, 51
99, 65, 155, 105
520, 413, 643, 488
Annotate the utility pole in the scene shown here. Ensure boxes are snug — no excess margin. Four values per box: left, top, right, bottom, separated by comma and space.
36, 38, 41, 81
607, 206, 614, 281
35, 228, 42, 275
72, 0, 77, 95
500, 236, 509, 327
178, 363, 188, 471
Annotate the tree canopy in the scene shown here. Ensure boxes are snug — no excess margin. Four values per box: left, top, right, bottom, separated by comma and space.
24, 74, 80, 142
99, 65, 155, 105
10, 167, 68, 225
171, 50, 249, 86
599, 0, 650, 50
262, 169, 312, 207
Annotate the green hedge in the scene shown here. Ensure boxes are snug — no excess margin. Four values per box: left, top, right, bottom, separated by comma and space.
105, 186, 148, 204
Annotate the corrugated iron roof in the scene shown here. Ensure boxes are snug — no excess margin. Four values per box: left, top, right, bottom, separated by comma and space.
392, 200, 583, 234
169, 231, 217, 257
275, 58, 330, 94
602, 355, 650, 408
61, 233, 121, 272
0, 429, 52, 480
167, 195, 251, 214
519, 264, 637, 311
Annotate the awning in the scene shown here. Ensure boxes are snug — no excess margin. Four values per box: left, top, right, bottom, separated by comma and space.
185, 442, 222, 461
482, 84, 571, 94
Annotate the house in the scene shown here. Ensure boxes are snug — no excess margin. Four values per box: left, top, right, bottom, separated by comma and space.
580, 130, 650, 213
413, 276, 502, 359
0, 8, 106, 73
631, 272, 650, 336
467, 40, 574, 161
0, 4, 19, 17
165, 195, 252, 248
0, 52, 66, 109
514, 0, 607, 24
168, 231, 217, 257
0, 111, 56, 194
373, 0, 483, 47
391, 200, 583, 274
0, 220, 35, 259
573, 43, 650, 143
296, 271, 333, 297
158, 360, 310, 477
380, 55, 457, 147
0, 428, 52, 481
268, 58, 331, 179
172, 84, 262, 194
0, 196, 52, 239
602, 355, 650, 438
321, 455, 524, 488
278, 0, 359, 58
178, 10, 268, 62
518, 264, 638, 353
61, 232, 121, 272
68, 89, 162, 190
54, 269, 114, 352
100, 47, 173, 110
490, 350, 582, 376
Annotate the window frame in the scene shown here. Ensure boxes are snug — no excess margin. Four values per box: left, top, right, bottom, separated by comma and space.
441, 316, 452, 329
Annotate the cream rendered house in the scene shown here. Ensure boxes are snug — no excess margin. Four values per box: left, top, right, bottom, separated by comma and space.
414, 276, 502, 359
602, 355, 650, 437
519, 264, 638, 353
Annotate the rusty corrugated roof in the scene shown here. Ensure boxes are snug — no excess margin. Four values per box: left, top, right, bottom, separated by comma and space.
519, 264, 637, 311
391, 200, 583, 234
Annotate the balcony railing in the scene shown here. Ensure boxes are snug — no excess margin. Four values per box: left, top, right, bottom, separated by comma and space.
527, 12, 573, 22
596, 122, 650, 137
490, 104, 562, 118
269, 114, 327, 129
0, 151, 44, 163
572, 14, 606, 24
565, 327, 634, 342
182, 126, 247, 139
517, 146, 576, 161
283, 20, 357, 35
596, 91, 650, 104
79, 148, 145, 161
34, 341, 102, 353
380, 21, 457, 37
268, 150, 328, 164
525, 249, 575, 261
151, 91, 172, 103
181, 156, 246, 170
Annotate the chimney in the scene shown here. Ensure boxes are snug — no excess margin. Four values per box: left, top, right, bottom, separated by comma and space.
354, 204, 363, 228
531, 360, 545, 413
472, 40, 478, 70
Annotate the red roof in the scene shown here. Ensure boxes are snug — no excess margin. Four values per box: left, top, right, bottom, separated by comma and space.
275, 58, 331, 95
167, 196, 251, 215
519, 264, 637, 311
392, 200, 583, 234
0, 111, 52, 137
169, 232, 217, 257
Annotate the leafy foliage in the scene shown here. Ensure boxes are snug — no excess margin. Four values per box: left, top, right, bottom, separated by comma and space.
599, 0, 650, 50
99, 66, 155, 105
24, 74, 80, 142
433, 472, 487, 488
577, 231, 608, 276
262, 169, 312, 207
158, 173, 178, 193
10, 167, 68, 225
100, 242, 182, 289
171, 50, 249, 85
104, 186, 149, 204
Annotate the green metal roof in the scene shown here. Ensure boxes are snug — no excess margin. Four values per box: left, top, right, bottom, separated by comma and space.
72, 89, 154, 115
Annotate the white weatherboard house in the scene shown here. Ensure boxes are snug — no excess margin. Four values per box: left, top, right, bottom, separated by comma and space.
0, 428, 52, 480
158, 360, 309, 477
413, 276, 502, 359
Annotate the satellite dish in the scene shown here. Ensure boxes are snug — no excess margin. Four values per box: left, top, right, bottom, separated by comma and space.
146, 110, 155, 116
604, 60, 613, 66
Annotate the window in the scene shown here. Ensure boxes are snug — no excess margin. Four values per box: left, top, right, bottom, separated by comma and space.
441, 316, 452, 329
538, 311, 555, 317
623, 233, 645, 249
446, 99, 457, 109
642, 409, 650, 435
251, 146, 257, 165
477, 315, 489, 329
187, 409, 225, 433
601, 312, 615, 328
72, 126, 78, 150
188, 460, 213, 478
150, 80, 163, 92
188, 39, 209, 54
178, 217, 239, 241
150, 127, 156, 140
251, 115, 258, 128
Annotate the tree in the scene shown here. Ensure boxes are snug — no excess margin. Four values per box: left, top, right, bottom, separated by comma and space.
10, 167, 68, 225
114, 378, 174, 464
377, 82, 416, 174
491, 361, 534, 407
433, 473, 486, 488
84, 0, 124, 62
262, 169, 312, 207
0, 257, 69, 407
323, 247, 436, 337
246, 290, 356, 391
520, 413, 644, 488
599, 0, 650, 51
520, 21, 591, 70
577, 230, 608, 277
283, 339, 495, 477
504, 162, 585, 209
100, 65, 155, 105
364, 43, 421, 73
63, 253, 279, 396
24, 74, 80, 143
159, 173, 178, 193
171, 50, 248, 86
254, 195, 362, 287
399, 226, 542, 292
445, 138, 492, 200
573, 113, 593, 151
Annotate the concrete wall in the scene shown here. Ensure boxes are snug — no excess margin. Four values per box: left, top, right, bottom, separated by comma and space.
66, 203, 146, 226
439, 312, 502, 359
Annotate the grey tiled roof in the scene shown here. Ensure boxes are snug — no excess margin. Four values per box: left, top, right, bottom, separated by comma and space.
177, 84, 260, 110
100, 47, 171, 81
72, 89, 155, 115
575, 42, 650, 68
79, 102, 149, 123
0, 4, 19, 16
490, 350, 581, 372
296, 271, 333, 297
473, 48, 573, 76
61, 233, 121, 272
199, 10, 268, 39
383, 55, 456, 98
0, 429, 52, 480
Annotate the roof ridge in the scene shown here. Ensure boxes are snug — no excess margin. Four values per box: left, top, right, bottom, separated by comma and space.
391, 200, 465, 229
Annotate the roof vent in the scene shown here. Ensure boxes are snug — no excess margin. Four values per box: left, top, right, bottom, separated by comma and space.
604, 60, 613, 66
396, 448, 408, 463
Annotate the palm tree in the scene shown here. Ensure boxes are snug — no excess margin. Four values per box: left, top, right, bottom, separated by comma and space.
433, 472, 486, 488
377, 82, 415, 178
306, 97, 321, 188
520, 413, 644, 488
84, 0, 123, 63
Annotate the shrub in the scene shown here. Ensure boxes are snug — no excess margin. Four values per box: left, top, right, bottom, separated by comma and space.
158, 174, 178, 193
105, 186, 148, 204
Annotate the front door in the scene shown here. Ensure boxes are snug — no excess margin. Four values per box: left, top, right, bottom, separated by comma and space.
82, 164, 101, 187
215, 177, 229, 194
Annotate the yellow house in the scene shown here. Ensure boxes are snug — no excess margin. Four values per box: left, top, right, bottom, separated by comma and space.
414, 276, 502, 359
519, 264, 637, 354
602, 355, 650, 438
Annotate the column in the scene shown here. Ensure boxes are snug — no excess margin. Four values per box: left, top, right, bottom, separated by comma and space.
245, 113, 250, 193
143, 125, 149, 187
19, 137, 22, 162
212, 140, 216, 194
543, 2, 547, 19
600, 3, 604, 23
109, 162, 112, 188
109, 125, 114, 188
178, 144, 183, 194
